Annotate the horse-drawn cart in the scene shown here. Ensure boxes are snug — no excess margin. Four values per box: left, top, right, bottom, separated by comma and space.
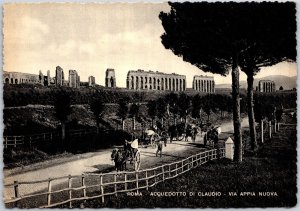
111, 139, 141, 171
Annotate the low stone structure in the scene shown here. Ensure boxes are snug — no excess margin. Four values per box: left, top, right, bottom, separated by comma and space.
126, 69, 186, 91
258, 80, 276, 92
192, 75, 215, 93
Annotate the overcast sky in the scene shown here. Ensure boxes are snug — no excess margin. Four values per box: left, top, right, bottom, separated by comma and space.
3, 3, 297, 87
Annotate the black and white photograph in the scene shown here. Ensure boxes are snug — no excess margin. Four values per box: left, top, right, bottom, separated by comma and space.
2, 1, 297, 208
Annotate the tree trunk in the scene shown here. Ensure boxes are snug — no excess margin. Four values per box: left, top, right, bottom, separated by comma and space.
269, 121, 272, 139
261, 119, 264, 144
133, 116, 136, 130
96, 122, 99, 134
61, 121, 66, 141
232, 55, 242, 162
122, 119, 125, 130
246, 73, 257, 150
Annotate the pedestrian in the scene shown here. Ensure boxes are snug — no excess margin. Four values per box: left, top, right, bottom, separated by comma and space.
156, 139, 163, 157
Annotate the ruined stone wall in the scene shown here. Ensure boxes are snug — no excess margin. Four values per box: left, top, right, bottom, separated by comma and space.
192, 75, 215, 93
3, 71, 42, 85
126, 69, 186, 91
105, 68, 116, 88
258, 80, 276, 92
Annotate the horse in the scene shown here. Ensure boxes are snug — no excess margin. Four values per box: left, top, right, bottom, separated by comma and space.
168, 123, 186, 143
185, 124, 199, 142
111, 149, 127, 172
203, 127, 219, 147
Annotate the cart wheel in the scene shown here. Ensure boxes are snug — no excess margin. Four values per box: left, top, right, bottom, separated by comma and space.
134, 151, 141, 171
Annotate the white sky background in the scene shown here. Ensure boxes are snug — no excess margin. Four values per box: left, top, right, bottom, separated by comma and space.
3, 3, 297, 87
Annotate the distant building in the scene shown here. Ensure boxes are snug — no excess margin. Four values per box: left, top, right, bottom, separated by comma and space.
127, 69, 186, 91
88, 76, 96, 87
105, 68, 116, 88
192, 75, 215, 93
55, 66, 64, 86
69, 69, 80, 88
258, 80, 275, 92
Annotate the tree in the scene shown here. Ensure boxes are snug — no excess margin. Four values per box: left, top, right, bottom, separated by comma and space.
147, 100, 157, 127
202, 94, 216, 123
89, 98, 105, 134
54, 91, 71, 143
177, 93, 191, 124
165, 93, 179, 125
159, 2, 296, 162
191, 94, 203, 123
117, 98, 129, 130
156, 98, 167, 127
129, 103, 140, 130
237, 2, 296, 151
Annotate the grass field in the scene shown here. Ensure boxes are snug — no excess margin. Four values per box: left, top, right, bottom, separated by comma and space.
73, 120, 297, 208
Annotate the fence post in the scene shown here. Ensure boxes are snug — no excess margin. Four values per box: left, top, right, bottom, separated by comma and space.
68, 175, 72, 208
145, 171, 148, 191
47, 178, 52, 206
13, 181, 19, 207
162, 166, 165, 181
114, 174, 117, 196
81, 174, 86, 198
175, 164, 178, 175
5, 137, 8, 149
14, 136, 17, 147
168, 164, 171, 178
154, 170, 157, 184
124, 173, 127, 191
135, 172, 139, 193
181, 160, 184, 173
100, 175, 104, 203
50, 133, 53, 141
14, 181, 19, 199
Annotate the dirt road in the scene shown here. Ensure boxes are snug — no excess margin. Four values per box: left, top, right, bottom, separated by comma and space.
4, 117, 248, 200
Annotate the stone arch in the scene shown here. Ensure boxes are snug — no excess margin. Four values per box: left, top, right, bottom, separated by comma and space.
183, 79, 186, 90
5, 78, 9, 84
11, 78, 13, 84
15, 79, 18, 84
176, 78, 178, 91
165, 78, 168, 90
172, 78, 175, 91
136, 76, 139, 89
169, 78, 171, 90
141, 77, 144, 89
157, 79, 160, 90
131, 76, 134, 89
161, 78, 164, 90
153, 78, 156, 89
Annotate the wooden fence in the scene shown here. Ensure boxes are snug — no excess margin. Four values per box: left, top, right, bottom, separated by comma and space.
4, 148, 225, 208
3, 129, 97, 149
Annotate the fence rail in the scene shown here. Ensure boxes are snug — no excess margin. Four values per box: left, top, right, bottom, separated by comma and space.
4, 148, 225, 208
3, 129, 98, 149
